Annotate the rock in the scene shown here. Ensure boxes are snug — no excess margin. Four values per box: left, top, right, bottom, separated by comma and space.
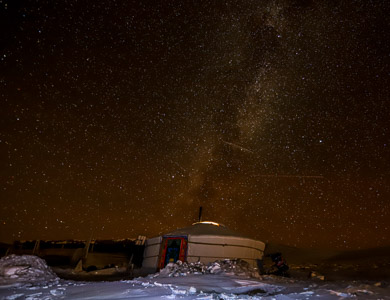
309, 271, 325, 281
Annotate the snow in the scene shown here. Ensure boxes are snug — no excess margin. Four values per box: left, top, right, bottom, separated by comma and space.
0, 255, 58, 286
0, 255, 389, 299
153, 259, 261, 278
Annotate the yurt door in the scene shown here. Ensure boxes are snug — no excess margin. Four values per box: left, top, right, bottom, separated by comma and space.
158, 236, 188, 269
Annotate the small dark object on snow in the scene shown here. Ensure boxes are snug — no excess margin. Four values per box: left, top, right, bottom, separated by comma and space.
266, 252, 290, 277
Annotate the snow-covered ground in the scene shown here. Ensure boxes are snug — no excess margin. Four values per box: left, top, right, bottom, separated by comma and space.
0, 255, 389, 299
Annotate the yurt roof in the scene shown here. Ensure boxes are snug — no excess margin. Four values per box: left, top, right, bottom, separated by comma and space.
164, 221, 249, 238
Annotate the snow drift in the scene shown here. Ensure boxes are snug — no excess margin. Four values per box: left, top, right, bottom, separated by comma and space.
0, 255, 388, 299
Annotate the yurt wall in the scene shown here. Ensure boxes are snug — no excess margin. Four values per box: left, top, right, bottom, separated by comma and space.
142, 236, 162, 273
187, 235, 265, 267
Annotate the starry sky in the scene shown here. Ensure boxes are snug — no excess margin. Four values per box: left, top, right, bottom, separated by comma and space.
1, 0, 389, 249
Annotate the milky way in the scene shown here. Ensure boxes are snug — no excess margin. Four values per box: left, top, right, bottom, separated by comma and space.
1, 0, 389, 249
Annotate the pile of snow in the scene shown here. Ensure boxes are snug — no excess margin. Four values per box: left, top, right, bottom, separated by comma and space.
154, 259, 261, 279
0, 255, 58, 285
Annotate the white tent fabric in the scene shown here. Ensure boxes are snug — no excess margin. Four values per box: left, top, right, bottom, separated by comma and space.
142, 222, 265, 274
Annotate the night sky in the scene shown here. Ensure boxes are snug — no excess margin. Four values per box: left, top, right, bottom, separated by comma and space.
1, 0, 389, 249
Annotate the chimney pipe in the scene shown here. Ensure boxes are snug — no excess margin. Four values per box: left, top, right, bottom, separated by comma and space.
198, 206, 203, 222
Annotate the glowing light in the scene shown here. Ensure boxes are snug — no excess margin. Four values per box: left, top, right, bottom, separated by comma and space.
192, 221, 223, 227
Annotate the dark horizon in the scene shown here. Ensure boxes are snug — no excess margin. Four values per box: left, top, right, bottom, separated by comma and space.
1, 0, 389, 250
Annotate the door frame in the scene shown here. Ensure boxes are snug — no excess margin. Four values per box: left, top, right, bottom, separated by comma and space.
158, 235, 188, 270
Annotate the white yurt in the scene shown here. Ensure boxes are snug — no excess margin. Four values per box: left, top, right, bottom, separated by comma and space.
141, 221, 266, 274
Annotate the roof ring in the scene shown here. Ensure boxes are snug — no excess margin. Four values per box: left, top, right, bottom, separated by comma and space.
192, 221, 224, 227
